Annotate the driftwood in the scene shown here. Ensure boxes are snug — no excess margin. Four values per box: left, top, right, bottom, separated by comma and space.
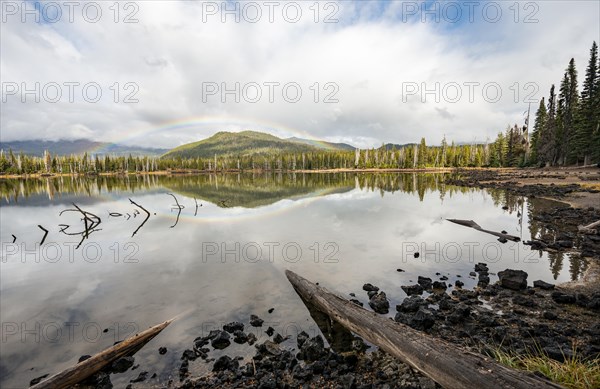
446, 219, 521, 242
285, 270, 561, 389
578, 220, 600, 234
30, 319, 173, 389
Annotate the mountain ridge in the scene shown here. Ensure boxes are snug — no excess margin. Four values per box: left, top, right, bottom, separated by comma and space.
162, 131, 356, 159
0, 139, 167, 157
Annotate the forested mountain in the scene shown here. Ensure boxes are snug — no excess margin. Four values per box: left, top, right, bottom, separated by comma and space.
162, 131, 354, 159
287, 137, 355, 151
0, 139, 167, 157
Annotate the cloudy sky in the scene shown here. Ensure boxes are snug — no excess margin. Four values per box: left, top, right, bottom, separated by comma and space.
1, 0, 598, 148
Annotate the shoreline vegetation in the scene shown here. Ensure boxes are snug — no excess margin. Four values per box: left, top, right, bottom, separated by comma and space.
0, 165, 598, 178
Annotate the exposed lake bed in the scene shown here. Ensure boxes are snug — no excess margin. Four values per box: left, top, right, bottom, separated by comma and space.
1, 169, 598, 388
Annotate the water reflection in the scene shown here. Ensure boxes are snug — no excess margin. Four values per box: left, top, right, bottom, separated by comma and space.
0, 173, 588, 388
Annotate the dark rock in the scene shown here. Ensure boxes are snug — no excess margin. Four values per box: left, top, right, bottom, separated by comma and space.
158, 347, 167, 355
557, 240, 574, 248
369, 291, 390, 314
469, 272, 477, 277
417, 276, 433, 289
111, 356, 135, 373
350, 298, 363, 307
396, 268, 405, 272
513, 295, 537, 307
30, 374, 49, 386
401, 284, 423, 296
533, 280, 555, 290
543, 346, 574, 362
498, 269, 528, 290
396, 295, 425, 312
273, 333, 285, 344
455, 280, 464, 288
298, 335, 326, 362
211, 330, 231, 350
250, 314, 264, 327
440, 276, 448, 281
410, 307, 436, 330
233, 330, 249, 344
265, 327, 275, 336
339, 373, 356, 389
432, 281, 447, 290
213, 355, 239, 372
414, 252, 420, 258
475, 263, 489, 272
247, 333, 257, 345
362, 283, 379, 292
551, 291, 576, 304
297, 331, 309, 348
223, 321, 244, 333
268, 308, 274, 314
181, 349, 197, 361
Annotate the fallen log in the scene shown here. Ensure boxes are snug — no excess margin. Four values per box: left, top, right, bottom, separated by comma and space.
578, 219, 600, 234
30, 319, 173, 389
446, 219, 521, 242
285, 270, 561, 389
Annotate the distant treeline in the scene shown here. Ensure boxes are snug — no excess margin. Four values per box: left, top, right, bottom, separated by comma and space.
1, 42, 597, 175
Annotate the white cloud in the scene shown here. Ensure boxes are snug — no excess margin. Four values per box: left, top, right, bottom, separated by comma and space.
1, 1, 598, 148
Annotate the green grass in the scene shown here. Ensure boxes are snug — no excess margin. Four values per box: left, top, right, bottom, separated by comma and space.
490, 345, 600, 388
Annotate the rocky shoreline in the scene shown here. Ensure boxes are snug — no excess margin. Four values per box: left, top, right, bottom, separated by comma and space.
68, 168, 600, 389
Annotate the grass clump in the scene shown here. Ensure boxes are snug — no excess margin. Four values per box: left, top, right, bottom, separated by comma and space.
490, 346, 600, 388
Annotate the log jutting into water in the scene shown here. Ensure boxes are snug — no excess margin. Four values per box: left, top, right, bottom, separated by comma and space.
446, 219, 521, 242
285, 270, 561, 389
578, 219, 600, 234
30, 319, 173, 389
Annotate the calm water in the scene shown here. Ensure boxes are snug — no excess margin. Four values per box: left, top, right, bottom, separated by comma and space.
0, 173, 585, 387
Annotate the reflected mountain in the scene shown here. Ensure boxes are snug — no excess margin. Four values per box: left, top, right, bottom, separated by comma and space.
162, 173, 355, 208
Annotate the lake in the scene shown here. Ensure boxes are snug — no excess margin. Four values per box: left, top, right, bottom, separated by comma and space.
0, 173, 586, 387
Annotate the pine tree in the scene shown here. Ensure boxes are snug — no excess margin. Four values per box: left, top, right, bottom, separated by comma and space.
594, 48, 600, 163
556, 59, 579, 165
531, 97, 546, 165
576, 41, 599, 165
539, 85, 557, 166
417, 138, 427, 168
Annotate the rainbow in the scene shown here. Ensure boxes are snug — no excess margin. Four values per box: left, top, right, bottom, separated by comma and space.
89, 116, 344, 154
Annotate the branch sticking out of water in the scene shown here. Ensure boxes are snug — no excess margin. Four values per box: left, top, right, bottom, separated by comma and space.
38, 225, 48, 245
129, 198, 150, 237
59, 203, 102, 249
167, 193, 183, 228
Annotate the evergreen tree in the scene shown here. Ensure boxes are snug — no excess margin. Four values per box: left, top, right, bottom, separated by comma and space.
575, 41, 599, 164
530, 97, 546, 165
556, 59, 579, 165
539, 85, 557, 166
417, 138, 427, 168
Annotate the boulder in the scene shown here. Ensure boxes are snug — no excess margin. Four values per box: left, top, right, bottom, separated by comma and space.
498, 269, 528, 290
